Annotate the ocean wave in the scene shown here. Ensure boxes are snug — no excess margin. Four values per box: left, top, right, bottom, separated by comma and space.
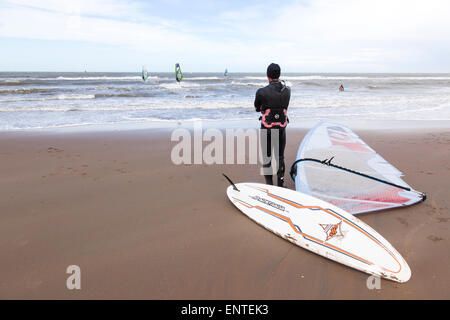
158, 83, 201, 89
121, 116, 199, 122
0, 103, 252, 112
94, 93, 155, 98
56, 76, 143, 81
293, 104, 449, 118
231, 81, 294, 87
0, 76, 148, 85
244, 75, 450, 81
231, 81, 264, 87
0, 94, 95, 103
0, 81, 26, 86
301, 81, 324, 87
1, 117, 256, 130
0, 87, 58, 94
121, 116, 254, 122
384, 76, 450, 80
1, 121, 117, 131
57, 94, 95, 100
244, 76, 367, 80
183, 76, 221, 81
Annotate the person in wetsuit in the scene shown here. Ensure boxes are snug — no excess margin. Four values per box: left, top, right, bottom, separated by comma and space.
254, 63, 291, 187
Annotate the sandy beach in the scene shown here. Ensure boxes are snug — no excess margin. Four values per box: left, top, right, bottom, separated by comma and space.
0, 123, 449, 299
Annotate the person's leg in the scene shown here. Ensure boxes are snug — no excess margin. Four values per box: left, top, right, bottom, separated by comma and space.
260, 127, 273, 185
276, 128, 286, 187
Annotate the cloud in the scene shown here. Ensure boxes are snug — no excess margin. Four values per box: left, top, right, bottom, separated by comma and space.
0, 0, 449, 71
3, 0, 147, 19
265, 0, 450, 71
0, 0, 274, 68
0, 0, 220, 55
211, 0, 450, 71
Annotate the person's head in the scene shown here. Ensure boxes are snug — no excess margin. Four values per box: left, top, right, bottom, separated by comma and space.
267, 63, 281, 82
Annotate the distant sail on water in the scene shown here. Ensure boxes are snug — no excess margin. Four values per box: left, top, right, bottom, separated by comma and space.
290, 121, 426, 214
224, 68, 228, 77
175, 63, 183, 82
142, 66, 148, 81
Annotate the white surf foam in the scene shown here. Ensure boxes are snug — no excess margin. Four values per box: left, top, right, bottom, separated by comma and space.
56, 76, 142, 81
158, 83, 201, 89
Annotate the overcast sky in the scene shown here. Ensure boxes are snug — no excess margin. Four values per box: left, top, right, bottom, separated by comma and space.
1, 0, 450, 72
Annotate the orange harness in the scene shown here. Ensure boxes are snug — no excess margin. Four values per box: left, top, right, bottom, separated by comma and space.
260, 108, 288, 128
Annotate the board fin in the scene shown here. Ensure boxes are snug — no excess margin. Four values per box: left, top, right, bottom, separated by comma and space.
223, 174, 239, 191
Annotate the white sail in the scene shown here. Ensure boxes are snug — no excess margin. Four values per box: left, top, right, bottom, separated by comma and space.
292, 121, 425, 214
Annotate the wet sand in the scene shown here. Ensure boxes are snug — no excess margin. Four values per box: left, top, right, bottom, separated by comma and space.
0, 125, 449, 299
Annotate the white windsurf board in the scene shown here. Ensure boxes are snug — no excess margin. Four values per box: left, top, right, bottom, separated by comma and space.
226, 182, 411, 283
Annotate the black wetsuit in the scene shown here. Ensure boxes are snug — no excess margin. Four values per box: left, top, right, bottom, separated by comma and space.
254, 81, 291, 186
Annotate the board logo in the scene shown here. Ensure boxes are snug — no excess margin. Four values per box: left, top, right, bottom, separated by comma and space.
251, 196, 286, 212
320, 221, 343, 241
327, 127, 371, 153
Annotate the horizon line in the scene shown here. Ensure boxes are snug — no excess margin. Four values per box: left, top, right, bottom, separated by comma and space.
2, 70, 450, 74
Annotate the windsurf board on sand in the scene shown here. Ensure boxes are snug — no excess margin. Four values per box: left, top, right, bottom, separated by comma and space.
225, 180, 411, 283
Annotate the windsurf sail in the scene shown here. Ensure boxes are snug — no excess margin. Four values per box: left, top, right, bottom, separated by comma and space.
175, 63, 183, 82
142, 66, 148, 81
224, 68, 228, 77
290, 121, 426, 214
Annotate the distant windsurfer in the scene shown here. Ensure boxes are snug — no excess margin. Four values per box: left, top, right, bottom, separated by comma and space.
254, 63, 291, 187
142, 66, 148, 81
339, 84, 344, 91
175, 63, 183, 82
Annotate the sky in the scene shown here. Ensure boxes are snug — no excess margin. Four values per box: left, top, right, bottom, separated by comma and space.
1, 0, 450, 73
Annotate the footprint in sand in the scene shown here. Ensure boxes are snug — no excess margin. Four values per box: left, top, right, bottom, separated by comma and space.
427, 235, 443, 242
397, 217, 409, 227
47, 147, 64, 153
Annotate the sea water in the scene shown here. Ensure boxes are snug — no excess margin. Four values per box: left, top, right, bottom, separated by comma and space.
1, 72, 449, 130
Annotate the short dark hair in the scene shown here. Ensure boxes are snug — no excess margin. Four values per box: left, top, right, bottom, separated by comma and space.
267, 63, 281, 79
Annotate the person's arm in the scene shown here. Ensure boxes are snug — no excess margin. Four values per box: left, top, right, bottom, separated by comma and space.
284, 87, 291, 110
254, 89, 262, 112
